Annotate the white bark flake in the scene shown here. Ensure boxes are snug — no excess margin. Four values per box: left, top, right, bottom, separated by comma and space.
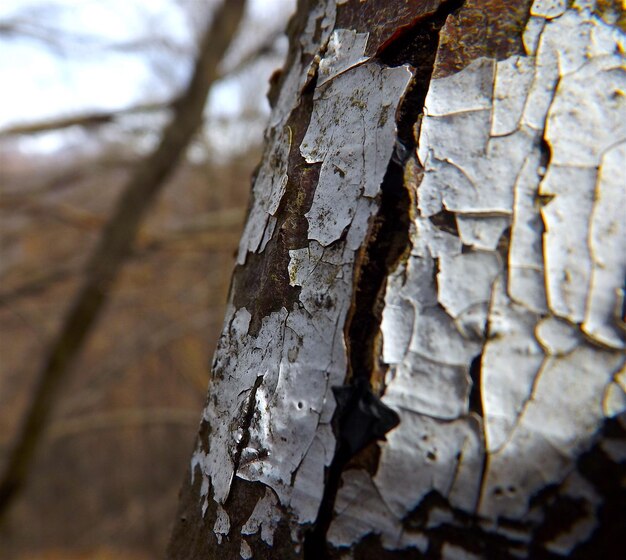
190, 0, 414, 547
301, 60, 411, 247
328, 0, 626, 553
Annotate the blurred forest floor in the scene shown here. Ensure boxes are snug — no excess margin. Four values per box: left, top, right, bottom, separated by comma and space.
0, 134, 260, 558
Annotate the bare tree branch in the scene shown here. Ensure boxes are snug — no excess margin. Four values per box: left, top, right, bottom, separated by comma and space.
0, 262, 82, 304
0, 101, 174, 137
0, 409, 201, 451
0, 0, 246, 523
0, 17, 189, 57
0, 206, 245, 305
59, 309, 218, 418
0, 26, 282, 138
47, 408, 201, 442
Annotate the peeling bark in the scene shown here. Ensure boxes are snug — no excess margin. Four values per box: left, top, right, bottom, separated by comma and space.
168, 1, 626, 558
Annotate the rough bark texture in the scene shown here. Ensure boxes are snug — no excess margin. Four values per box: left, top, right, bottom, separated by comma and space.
168, 1, 626, 558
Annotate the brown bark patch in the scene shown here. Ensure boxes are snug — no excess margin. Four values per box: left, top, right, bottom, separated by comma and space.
433, 0, 533, 78
336, 0, 446, 56
232, 97, 321, 336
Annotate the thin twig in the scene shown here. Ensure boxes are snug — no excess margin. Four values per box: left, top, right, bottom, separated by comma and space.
0, 22, 280, 138
47, 408, 201, 442
0, 205, 245, 304
0, 101, 173, 137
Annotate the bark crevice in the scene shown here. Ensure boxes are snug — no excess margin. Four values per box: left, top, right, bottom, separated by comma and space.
303, 2, 465, 557
229, 375, 264, 480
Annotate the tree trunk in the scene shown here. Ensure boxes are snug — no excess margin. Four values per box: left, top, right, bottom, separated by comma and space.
168, 0, 626, 558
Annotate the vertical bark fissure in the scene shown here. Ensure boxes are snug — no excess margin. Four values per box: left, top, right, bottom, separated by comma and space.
468, 353, 484, 418
229, 375, 264, 481
303, 3, 465, 557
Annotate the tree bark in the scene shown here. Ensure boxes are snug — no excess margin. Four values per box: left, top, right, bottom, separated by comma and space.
168, 1, 626, 558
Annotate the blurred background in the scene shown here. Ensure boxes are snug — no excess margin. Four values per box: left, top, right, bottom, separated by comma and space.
0, 1, 294, 558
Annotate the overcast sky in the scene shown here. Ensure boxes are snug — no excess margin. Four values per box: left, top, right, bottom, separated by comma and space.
0, 0, 294, 155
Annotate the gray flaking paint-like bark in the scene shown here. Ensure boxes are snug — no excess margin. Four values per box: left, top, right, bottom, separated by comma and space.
508, 150, 548, 314
455, 215, 511, 252
241, 487, 282, 546
480, 277, 545, 454
317, 29, 369, 87
491, 55, 535, 137
190, 2, 413, 546
481, 342, 623, 521
213, 503, 230, 545
328, 468, 402, 547
541, 50, 626, 328
531, 0, 567, 19
437, 251, 502, 335
240, 539, 253, 559
236, 1, 336, 265
328, 0, 626, 552
584, 142, 626, 348
301, 61, 412, 246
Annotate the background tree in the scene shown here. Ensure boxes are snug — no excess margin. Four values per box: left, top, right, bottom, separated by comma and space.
0, 1, 293, 558
169, 0, 626, 558
0, 0, 246, 523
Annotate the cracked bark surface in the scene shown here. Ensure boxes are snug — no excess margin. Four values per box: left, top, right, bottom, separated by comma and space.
168, 1, 626, 558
